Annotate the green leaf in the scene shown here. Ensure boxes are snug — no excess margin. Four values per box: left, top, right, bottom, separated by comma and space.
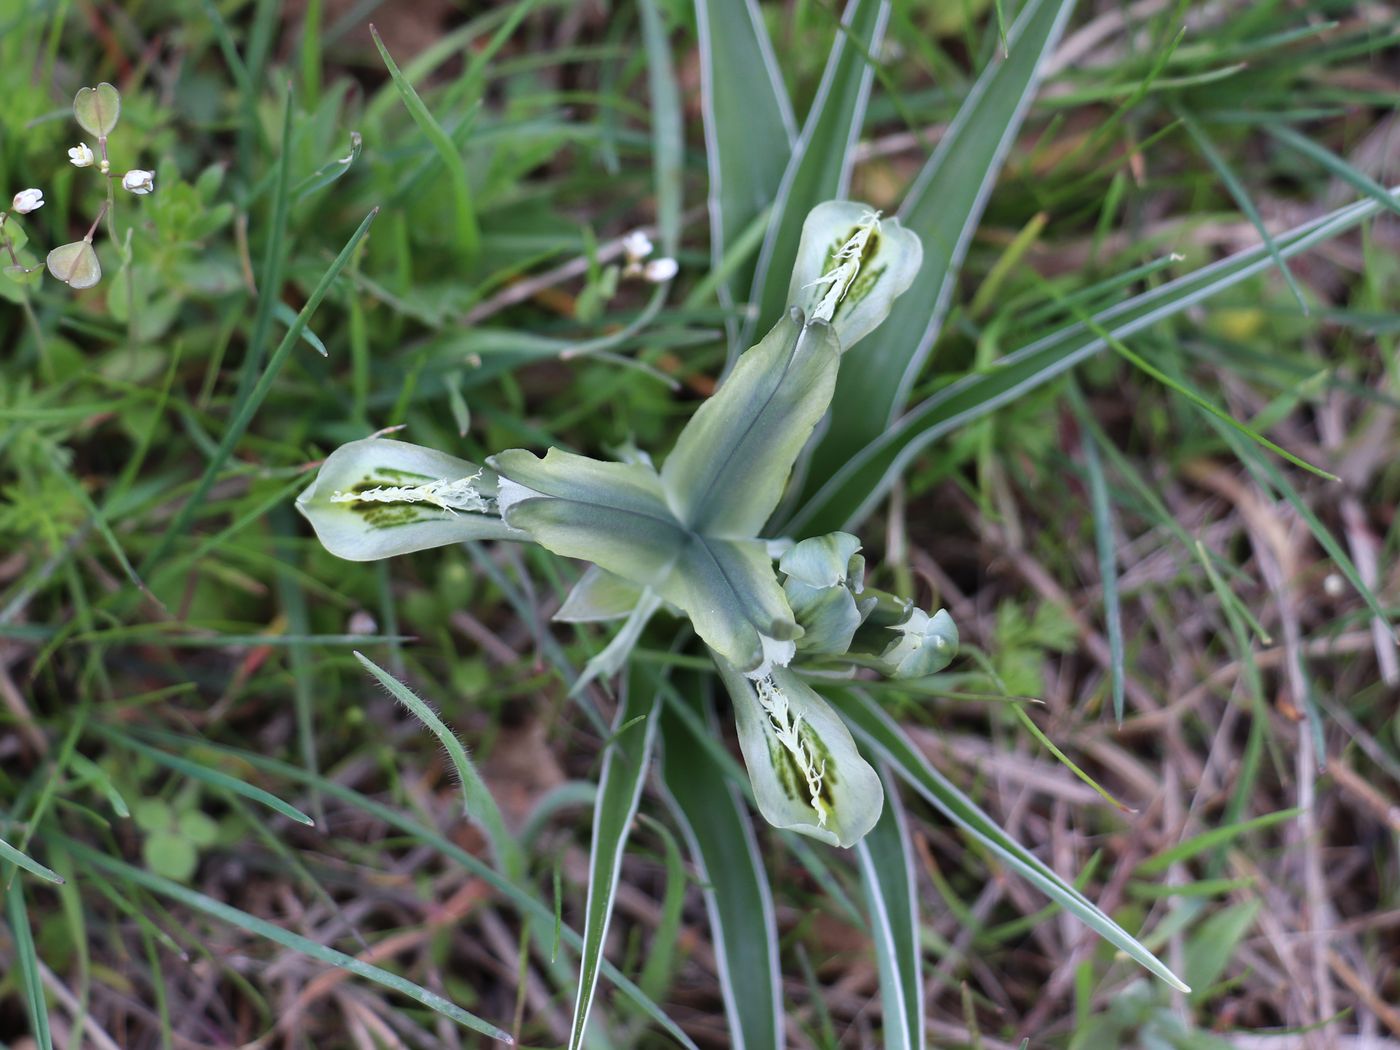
141, 208, 379, 575
1074, 391, 1126, 723
63, 838, 515, 1042
353, 652, 521, 877
568, 671, 661, 1049
370, 24, 480, 263
659, 687, 781, 1050
73, 82, 120, 136
783, 202, 924, 353
746, 0, 890, 343
802, 0, 1077, 502
297, 438, 521, 561
788, 188, 1400, 535
829, 688, 1190, 992
0, 836, 65, 885
717, 660, 883, 848
96, 727, 315, 826
1184, 900, 1261, 999
696, 0, 795, 328
5, 876, 53, 1050
662, 311, 839, 537
46, 241, 101, 289
855, 767, 923, 1050
144, 830, 199, 882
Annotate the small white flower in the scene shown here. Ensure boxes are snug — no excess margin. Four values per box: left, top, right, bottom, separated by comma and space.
621, 229, 654, 263
11, 188, 44, 214
121, 169, 155, 195
68, 143, 95, 168
642, 256, 678, 283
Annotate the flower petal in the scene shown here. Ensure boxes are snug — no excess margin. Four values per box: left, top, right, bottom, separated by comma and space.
717, 658, 883, 847
661, 309, 839, 538
785, 201, 923, 352
296, 438, 521, 561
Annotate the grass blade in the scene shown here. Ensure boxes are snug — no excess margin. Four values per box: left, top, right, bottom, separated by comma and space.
4, 875, 53, 1050
1262, 122, 1400, 220
1179, 108, 1308, 311
659, 685, 781, 1050
1072, 386, 1126, 723
854, 766, 922, 1050
789, 188, 1399, 535
61, 839, 514, 1042
138, 207, 378, 573
802, 0, 1076, 491
744, 0, 890, 349
353, 652, 521, 877
568, 670, 661, 1049
94, 726, 314, 826
830, 688, 1190, 993
128, 727, 700, 1050
370, 23, 480, 264
696, 0, 795, 336
1, 836, 64, 885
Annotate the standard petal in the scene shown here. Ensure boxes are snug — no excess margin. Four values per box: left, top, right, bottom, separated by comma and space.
661, 310, 839, 538
785, 201, 922, 352
296, 438, 521, 561
717, 659, 883, 848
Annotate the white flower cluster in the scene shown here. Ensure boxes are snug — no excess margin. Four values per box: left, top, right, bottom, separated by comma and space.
621, 229, 678, 283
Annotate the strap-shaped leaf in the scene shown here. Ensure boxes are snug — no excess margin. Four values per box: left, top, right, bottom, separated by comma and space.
696, 0, 795, 329
716, 659, 883, 848
568, 671, 661, 1049
855, 766, 923, 1050
662, 310, 839, 537
802, 0, 1076, 499
830, 687, 1190, 992
297, 438, 521, 561
659, 687, 782, 1050
746, 0, 890, 344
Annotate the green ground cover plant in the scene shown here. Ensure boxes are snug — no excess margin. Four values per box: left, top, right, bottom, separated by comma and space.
2, 0, 1398, 1047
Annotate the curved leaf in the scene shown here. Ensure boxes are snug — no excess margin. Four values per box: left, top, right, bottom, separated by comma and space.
830, 688, 1190, 992
855, 766, 923, 1050
568, 671, 661, 1049
659, 686, 782, 1050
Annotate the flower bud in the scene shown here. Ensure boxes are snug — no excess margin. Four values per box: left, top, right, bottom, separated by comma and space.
11, 188, 44, 214
878, 607, 958, 679
642, 256, 678, 283
68, 143, 95, 168
121, 169, 155, 195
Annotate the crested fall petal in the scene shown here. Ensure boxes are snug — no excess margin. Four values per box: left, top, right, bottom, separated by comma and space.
660, 309, 840, 538
296, 438, 522, 561
785, 201, 922, 352
716, 657, 883, 848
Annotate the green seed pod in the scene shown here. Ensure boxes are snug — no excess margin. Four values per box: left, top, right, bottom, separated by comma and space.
74, 83, 121, 138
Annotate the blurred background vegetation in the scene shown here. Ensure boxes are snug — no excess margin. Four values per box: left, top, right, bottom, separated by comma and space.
1, 0, 1398, 1046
